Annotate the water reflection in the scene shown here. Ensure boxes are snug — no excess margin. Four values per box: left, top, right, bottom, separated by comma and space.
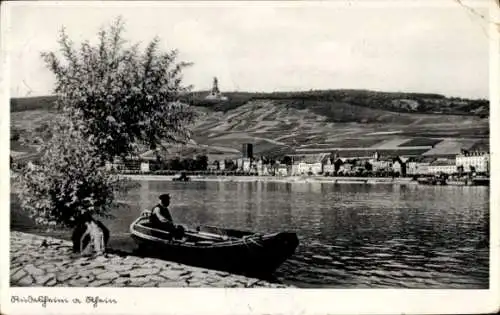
110, 180, 489, 288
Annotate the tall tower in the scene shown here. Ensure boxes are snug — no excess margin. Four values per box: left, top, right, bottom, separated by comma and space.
211, 77, 220, 95
205, 76, 228, 101
242, 143, 253, 159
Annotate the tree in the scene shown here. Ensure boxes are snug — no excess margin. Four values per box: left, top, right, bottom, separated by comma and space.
225, 159, 237, 171
334, 159, 343, 173
195, 155, 208, 171
170, 157, 182, 171
17, 116, 128, 227
364, 161, 373, 172
41, 17, 196, 162
16, 17, 195, 254
181, 157, 197, 171
213, 160, 220, 170
281, 156, 292, 165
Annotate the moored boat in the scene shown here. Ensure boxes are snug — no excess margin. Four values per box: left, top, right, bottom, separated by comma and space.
417, 177, 437, 185
172, 172, 190, 182
471, 176, 489, 186
417, 176, 447, 185
446, 180, 467, 186
129, 210, 299, 275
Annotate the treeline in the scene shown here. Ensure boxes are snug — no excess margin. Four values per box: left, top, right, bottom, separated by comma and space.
11, 89, 489, 118
148, 155, 238, 172
184, 89, 489, 117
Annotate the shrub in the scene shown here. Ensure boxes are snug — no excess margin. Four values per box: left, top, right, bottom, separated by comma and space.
17, 117, 128, 227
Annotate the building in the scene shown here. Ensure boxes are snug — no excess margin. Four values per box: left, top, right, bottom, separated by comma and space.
322, 157, 335, 175
338, 163, 353, 175
406, 157, 436, 175
238, 158, 251, 172
207, 161, 218, 171
456, 150, 490, 173
256, 159, 270, 176
274, 164, 289, 176
416, 162, 431, 174
291, 154, 327, 175
392, 157, 409, 176
140, 162, 150, 173
428, 158, 456, 175
406, 161, 419, 175
242, 143, 254, 159
370, 158, 392, 172
218, 160, 226, 171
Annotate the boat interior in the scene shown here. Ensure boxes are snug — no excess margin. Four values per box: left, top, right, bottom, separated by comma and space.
134, 217, 257, 246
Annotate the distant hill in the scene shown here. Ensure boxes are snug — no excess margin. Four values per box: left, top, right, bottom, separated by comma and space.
10, 96, 57, 112
11, 89, 489, 117
10, 90, 489, 161
185, 89, 489, 118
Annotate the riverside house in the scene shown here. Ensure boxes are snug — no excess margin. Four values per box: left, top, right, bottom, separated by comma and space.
237, 157, 252, 172
369, 158, 392, 173
291, 154, 328, 175
338, 162, 354, 175
406, 157, 436, 175
207, 161, 218, 171
256, 159, 271, 176
406, 159, 419, 175
218, 160, 226, 171
456, 150, 490, 173
392, 157, 408, 177
322, 157, 336, 175
428, 158, 456, 175
276, 164, 289, 176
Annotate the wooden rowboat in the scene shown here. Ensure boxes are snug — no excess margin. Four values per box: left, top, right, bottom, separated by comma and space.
129, 210, 299, 275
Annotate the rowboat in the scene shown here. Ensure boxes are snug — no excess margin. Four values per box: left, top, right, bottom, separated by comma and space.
471, 176, 489, 186
172, 172, 190, 182
129, 210, 299, 275
417, 176, 447, 185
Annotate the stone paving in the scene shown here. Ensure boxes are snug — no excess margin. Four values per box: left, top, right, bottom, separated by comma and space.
10, 232, 290, 288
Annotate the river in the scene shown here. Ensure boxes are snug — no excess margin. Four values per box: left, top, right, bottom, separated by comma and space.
100, 180, 489, 288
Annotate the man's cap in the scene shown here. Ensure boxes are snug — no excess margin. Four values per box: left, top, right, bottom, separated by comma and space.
159, 193, 170, 200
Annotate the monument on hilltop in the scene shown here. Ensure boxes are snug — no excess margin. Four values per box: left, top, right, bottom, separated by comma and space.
205, 77, 228, 102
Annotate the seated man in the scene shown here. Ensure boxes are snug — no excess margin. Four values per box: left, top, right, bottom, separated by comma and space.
150, 194, 184, 239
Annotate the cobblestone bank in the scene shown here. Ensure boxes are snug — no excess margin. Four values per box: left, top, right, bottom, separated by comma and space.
10, 232, 290, 288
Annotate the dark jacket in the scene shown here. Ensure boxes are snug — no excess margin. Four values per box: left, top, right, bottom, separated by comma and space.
150, 204, 185, 238
150, 204, 174, 226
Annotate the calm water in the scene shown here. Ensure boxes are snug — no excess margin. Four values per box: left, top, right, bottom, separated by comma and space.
104, 180, 489, 288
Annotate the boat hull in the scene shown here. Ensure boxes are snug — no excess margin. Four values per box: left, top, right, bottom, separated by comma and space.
471, 178, 489, 186
130, 216, 299, 276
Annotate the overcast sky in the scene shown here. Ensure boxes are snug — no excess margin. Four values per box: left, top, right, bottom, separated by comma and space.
7, 1, 491, 99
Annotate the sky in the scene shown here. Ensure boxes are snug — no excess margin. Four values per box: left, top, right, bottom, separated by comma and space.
6, 1, 492, 99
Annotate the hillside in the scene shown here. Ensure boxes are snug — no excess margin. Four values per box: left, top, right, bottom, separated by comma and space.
10, 91, 489, 161
191, 99, 488, 156
16, 90, 489, 117
186, 90, 489, 118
